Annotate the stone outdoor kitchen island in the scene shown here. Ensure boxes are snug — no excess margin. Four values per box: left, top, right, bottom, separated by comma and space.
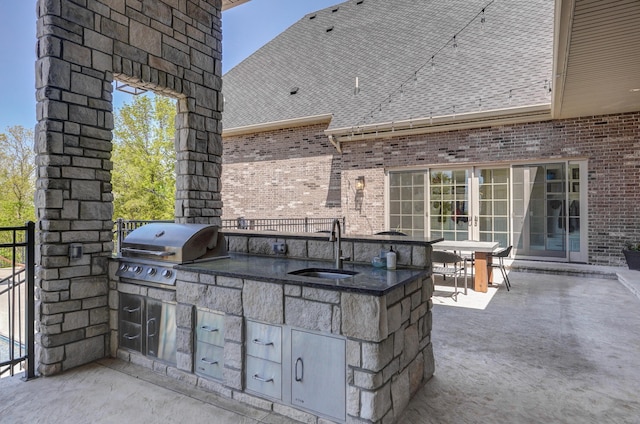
111, 231, 438, 423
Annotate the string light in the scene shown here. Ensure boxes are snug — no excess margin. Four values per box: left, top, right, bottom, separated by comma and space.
357, 1, 495, 125
352, 0, 555, 129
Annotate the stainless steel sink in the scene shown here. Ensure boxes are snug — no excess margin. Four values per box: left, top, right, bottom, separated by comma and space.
288, 268, 358, 279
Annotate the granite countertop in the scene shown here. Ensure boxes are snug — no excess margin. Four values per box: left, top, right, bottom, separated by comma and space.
223, 229, 444, 246
178, 253, 430, 296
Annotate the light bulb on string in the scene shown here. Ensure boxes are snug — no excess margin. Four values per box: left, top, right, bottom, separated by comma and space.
508, 89, 513, 105
453, 35, 459, 65
413, 71, 419, 88
480, 8, 486, 32
477, 97, 482, 109
452, 105, 456, 119
430, 55, 436, 73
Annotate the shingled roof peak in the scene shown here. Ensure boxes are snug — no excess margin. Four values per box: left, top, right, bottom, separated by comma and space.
222, 0, 553, 132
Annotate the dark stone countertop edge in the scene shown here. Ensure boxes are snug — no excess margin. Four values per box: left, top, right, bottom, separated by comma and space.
176, 253, 431, 296
223, 229, 444, 246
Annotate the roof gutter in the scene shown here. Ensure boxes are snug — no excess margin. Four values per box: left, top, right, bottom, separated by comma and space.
551, 0, 574, 119
223, 113, 333, 137
324, 104, 552, 151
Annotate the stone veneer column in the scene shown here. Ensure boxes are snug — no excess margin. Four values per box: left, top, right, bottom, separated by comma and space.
35, 0, 223, 375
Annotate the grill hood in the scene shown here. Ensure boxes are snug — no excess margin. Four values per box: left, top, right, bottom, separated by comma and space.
120, 223, 228, 264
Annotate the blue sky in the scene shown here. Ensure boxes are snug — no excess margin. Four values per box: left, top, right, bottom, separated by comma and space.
0, 0, 339, 132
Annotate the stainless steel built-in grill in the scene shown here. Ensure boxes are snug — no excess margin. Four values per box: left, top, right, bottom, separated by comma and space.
116, 223, 228, 286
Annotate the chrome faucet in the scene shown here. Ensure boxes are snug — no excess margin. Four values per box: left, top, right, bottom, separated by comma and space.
329, 219, 346, 269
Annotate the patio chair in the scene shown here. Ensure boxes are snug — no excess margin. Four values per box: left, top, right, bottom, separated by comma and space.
488, 246, 512, 291
431, 250, 468, 301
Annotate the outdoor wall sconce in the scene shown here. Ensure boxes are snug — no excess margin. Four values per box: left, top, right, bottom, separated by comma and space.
355, 176, 365, 191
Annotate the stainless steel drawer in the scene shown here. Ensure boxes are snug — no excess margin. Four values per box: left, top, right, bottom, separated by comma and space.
196, 309, 225, 346
120, 293, 143, 325
195, 341, 224, 380
246, 321, 281, 363
246, 355, 282, 400
120, 320, 142, 352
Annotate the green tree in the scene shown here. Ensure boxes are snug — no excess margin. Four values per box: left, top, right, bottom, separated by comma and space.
112, 94, 176, 220
0, 125, 36, 226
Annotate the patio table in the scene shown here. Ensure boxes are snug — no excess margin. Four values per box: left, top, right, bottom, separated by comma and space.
432, 240, 499, 293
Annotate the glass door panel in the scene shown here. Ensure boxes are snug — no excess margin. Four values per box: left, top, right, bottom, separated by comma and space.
568, 162, 587, 262
474, 168, 510, 247
389, 171, 425, 237
429, 170, 469, 241
513, 163, 566, 258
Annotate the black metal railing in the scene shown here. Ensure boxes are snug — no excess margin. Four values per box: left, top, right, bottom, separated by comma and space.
113, 217, 345, 255
0, 222, 35, 380
221, 217, 344, 233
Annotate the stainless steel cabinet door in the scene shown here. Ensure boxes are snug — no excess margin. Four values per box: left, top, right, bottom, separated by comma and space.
290, 330, 345, 421
146, 299, 176, 364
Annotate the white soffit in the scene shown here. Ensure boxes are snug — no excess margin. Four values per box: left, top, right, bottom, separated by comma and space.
222, 0, 251, 11
553, 0, 640, 119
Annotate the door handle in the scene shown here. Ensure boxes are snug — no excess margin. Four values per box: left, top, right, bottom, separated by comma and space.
201, 357, 219, 365
474, 216, 478, 227
252, 338, 274, 346
294, 357, 304, 382
147, 318, 157, 338
252, 374, 274, 383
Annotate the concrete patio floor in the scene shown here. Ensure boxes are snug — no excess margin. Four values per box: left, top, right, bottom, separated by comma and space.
1, 267, 640, 424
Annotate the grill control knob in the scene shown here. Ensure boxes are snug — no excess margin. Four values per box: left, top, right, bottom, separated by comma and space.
161, 269, 173, 279
133, 266, 143, 274
119, 264, 128, 272
147, 268, 157, 276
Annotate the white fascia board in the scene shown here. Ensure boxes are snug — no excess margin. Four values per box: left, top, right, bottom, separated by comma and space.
222, 114, 333, 137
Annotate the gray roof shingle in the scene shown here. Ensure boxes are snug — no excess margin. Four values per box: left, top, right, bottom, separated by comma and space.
222, 0, 554, 131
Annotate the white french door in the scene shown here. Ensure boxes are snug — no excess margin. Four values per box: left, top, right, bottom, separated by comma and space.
388, 161, 588, 262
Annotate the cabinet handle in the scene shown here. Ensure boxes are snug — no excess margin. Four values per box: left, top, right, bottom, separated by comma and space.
123, 306, 140, 313
147, 318, 157, 338
252, 338, 274, 346
295, 357, 304, 382
200, 325, 219, 333
252, 374, 274, 383
123, 333, 140, 340
200, 357, 218, 365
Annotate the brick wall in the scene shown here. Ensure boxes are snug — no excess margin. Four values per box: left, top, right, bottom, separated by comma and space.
222, 124, 342, 217
221, 112, 640, 266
